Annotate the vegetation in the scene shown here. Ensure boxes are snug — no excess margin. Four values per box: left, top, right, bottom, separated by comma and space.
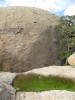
56, 16, 75, 64
13, 74, 75, 92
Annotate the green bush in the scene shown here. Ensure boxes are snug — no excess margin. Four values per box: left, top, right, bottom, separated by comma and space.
58, 51, 70, 60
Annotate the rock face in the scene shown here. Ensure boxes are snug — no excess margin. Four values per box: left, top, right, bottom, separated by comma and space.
16, 90, 75, 100
0, 72, 16, 84
0, 84, 16, 100
0, 7, 59, 72
68, 53, 75, 66
23, 66, 75, 82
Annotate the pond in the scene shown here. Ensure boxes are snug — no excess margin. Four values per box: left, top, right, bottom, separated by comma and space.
12, 74, 75, 92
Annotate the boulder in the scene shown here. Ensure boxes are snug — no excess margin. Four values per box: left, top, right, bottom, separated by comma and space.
16, 90, 75, 100
0, 7, 60, 72
68, 53, 75, 66
0, 83, 16, 100
23, 66, 75, 81
0, 72, 16, 84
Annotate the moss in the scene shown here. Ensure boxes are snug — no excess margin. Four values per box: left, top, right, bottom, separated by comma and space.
12, 74, 75, 92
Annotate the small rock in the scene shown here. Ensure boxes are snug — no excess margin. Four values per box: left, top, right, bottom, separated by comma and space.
68, 53, 75, 66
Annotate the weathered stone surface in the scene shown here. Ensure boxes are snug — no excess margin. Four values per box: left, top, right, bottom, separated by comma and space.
0, 83, 16, 100
1, 66, 75, 100
16, 90, 75, 100
0, 7, 60, 72
68, 53, 75, 66
0, 72, 16, 84
23, 66, 75, 81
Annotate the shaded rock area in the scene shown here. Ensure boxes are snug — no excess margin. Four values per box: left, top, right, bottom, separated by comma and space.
68, 53, 75, 66
16, 90, 75, 100
0, 7, 60, 72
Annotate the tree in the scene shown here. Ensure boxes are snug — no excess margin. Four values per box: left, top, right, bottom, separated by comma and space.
56, 16, 75, 65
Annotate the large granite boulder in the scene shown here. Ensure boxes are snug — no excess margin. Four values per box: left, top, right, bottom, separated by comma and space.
0, 7, 60, 72
68, 53, 75, 66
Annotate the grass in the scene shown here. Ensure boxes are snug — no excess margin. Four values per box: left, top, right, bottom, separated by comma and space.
12, 74, 75, 92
